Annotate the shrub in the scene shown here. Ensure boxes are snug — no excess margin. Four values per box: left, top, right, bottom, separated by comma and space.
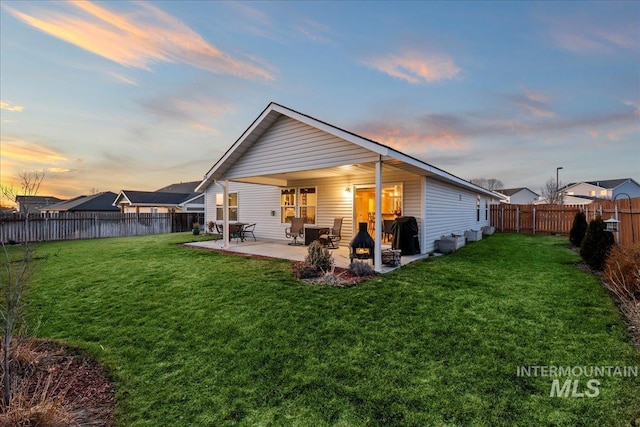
604, 244, 640, 300
304, 241, 333, 272
349, 261, 375, 277
603, 244, 640, 345
569, 211, 588, 247
580, 216, 615, 271
291, 262, 319, 279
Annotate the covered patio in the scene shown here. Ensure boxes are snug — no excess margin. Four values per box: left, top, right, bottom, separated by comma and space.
195, 103, 500, 272
186, 238, 429, 274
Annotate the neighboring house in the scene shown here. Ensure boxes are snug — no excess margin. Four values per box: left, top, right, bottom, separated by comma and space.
113, 183, 205, 214
196, 102, 503, 271
561, 178, 640, 201
496, 187, 539, 204
533, 194, 602, 206
41, 192, 121, 213
15, 195, 65, 213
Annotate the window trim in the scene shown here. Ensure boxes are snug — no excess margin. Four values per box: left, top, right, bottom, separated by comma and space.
216, 192, 238, 222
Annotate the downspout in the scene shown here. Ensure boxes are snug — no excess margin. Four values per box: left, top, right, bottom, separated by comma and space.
374, 157, 382, 272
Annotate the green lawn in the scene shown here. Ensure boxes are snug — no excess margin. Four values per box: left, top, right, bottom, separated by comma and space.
26, 233, 640, 426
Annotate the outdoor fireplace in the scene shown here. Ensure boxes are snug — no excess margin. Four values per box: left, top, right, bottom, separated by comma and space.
350, 222, 375, 261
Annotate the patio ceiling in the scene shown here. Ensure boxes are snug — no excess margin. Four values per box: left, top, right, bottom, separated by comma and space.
226, 159, 439, 187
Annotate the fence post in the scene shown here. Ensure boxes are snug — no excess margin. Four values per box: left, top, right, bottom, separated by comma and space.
614, 205, 620, 245
501, 206, 504, 233
532, 207, 536, 234
516, 206, 520, 233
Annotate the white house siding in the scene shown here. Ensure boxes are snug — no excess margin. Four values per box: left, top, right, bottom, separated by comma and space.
224, 116, 379, 180
424, 177, 492, 253
205, 182, 282, 238
121, 206, 174, 214
565, 182, 606, 198
509, 189, 538, 204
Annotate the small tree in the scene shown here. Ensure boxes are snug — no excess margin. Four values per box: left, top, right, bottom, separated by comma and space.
540, 177, 564, 205
580, 216, 615, 271
0, 171, 44, 407
569, 211, 588, 247
470, 178, 504, 191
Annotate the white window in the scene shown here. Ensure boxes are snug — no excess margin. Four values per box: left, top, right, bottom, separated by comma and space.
281, 188, 296, 223
299, 187, 316, 224
280, 187, 317, 224
216, 192, 238, 221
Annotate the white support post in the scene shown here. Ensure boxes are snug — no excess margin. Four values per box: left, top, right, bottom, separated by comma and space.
420, 176, 428, 254
223, 180, 230, 248
374, 158, 383, 272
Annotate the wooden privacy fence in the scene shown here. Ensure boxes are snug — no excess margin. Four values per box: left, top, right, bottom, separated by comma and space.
490, 198, 640, 247
0, 212, 204, 243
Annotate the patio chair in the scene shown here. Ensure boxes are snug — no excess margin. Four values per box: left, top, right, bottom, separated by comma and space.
383, 219, 394, 243
320, 217, 343, 249
241, 223, 256, 241
285, 217, 305, 246
214, 222, 223, 235
229, 223, 244, 242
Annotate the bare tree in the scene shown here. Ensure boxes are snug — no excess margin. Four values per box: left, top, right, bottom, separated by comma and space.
470, 177, 504, 191
0, 171, 44, 407
541, 177, 564, 205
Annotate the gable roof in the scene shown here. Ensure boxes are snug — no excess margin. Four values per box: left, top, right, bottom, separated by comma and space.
43, 192, 120, 212
196, 102, 500, 199
113, 190, 201, 207
155, 181, 200, 193
498, 187, 539, 197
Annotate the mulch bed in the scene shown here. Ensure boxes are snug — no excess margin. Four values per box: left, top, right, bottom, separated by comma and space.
0, 338, 114, 427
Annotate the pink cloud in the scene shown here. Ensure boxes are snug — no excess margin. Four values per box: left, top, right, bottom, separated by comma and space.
4, 1, 275, 80
364, 50, 460, 84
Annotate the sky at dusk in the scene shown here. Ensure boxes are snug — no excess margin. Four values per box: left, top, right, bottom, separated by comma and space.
1, 1, 638, 202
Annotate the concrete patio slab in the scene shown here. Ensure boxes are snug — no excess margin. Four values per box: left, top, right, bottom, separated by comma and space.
185, 237, 429, 273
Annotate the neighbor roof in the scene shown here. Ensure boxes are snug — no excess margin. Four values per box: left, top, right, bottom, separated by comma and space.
196, 102, 500, 199
564, 178, 638, 190
15, 195, 64, 205
498, 187, 539, 197
155, 181, 200, 193
113, 190, 203, 207
115, 191, 194, 206
44, 192, 120, 212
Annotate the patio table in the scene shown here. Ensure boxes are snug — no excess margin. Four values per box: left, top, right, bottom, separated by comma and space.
216, 222, 249, 242
304, 226, 330, 246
